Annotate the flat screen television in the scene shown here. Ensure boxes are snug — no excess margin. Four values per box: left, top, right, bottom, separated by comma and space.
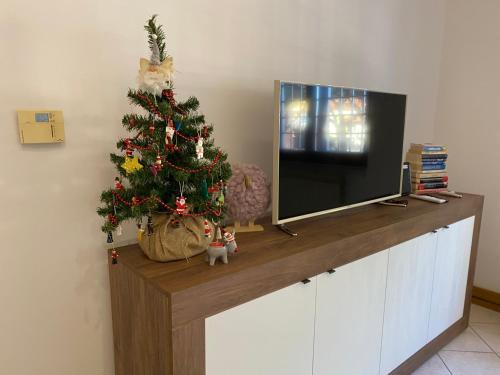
272, 80, 407, 225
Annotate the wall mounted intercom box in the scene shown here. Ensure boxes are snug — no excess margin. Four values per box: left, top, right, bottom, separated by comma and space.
17, 110, 65, 144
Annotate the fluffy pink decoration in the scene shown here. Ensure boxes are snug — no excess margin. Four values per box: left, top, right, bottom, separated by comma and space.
226, 163, 271, 224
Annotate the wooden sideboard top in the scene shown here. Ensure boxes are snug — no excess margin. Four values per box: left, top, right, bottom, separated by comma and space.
113, 193, 483, 327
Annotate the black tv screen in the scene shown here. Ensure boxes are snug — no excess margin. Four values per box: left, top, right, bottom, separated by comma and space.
273, 81, 406, 223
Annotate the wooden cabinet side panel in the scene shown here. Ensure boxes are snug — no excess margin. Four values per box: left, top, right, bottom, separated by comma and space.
109, 263, 171, 375
171, 319, 205, 375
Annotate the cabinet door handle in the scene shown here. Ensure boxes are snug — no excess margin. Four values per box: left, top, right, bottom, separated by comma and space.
432, 229, 439, 233
327, 269, 336, 274
443, 225, 450, 229
301, 278, 311, 285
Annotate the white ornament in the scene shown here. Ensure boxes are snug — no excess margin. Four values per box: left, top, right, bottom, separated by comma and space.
195, 138, 204, 159
165, 126, 175, 138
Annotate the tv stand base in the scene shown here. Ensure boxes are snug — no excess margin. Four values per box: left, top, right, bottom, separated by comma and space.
378, 198, 408, 207
276, 224, 298, 237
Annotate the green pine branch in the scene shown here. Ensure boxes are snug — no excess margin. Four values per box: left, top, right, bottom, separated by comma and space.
144, 15, 167, 62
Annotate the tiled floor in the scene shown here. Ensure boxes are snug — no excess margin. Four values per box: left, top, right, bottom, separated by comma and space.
412, 304, 500, 374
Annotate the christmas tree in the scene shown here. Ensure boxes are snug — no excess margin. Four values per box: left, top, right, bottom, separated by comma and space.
97, 15, 231, 262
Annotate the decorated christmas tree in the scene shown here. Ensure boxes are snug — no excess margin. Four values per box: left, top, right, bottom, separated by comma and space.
97, 15, 231, 263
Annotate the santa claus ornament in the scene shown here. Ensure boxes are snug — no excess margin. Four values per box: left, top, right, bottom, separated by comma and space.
137, 34, 174, 95
176, 196, 187, 215
203, 219, 212, 238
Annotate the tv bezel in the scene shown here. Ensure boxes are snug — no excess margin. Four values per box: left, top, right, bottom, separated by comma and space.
272, 80, 407, 225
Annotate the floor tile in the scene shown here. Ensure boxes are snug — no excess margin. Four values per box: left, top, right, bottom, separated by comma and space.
439, 351, 500, 375
411, 355, 451, 375
471, 323, 500, 353
441, 327, 492, 352
470, 304, 500, 324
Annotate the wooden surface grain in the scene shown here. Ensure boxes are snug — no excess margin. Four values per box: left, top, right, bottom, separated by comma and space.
116, 193, 483, 327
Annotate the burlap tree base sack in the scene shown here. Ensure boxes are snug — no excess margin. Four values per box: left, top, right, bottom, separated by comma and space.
139, 214, 214, 262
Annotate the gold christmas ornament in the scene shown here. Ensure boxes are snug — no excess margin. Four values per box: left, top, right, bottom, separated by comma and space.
121, 155, 143, 175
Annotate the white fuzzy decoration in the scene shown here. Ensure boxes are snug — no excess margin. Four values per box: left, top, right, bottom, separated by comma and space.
226, 163, 271, 224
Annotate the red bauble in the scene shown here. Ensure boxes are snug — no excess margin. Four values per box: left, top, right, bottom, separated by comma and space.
114, 177, 124, 190
108, 214, 117, 225
162, 89, 174, 101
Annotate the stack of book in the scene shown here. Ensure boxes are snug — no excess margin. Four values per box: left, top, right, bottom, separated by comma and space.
406, 143, 448, 195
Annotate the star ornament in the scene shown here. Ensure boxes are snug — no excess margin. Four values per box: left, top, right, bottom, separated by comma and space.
121, 155, 143, 175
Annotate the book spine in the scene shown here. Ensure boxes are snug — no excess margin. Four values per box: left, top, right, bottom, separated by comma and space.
411, 164, 446, 171
414, 182, 448, 189
413, 188, 448, 194
412, 176, 449, 184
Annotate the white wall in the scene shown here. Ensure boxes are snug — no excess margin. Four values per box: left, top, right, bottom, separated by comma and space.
434, 0, 500, 292
0, 1, 446, 374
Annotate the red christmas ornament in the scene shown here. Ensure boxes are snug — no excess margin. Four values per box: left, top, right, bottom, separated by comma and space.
131, 196, 139, 206
162, 89, 175, 102
203, 219, 212, 238
129, 117, 136, 127
154, 154, 162, 171
208, 184, 220, 194
114, 177, 124, 190
108, 214, 117, 225
149, 124, 155, 135
175, 196, 187, 215
111, 249, 119, 265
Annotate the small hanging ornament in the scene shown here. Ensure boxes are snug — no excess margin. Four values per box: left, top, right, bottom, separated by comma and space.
150, 165, 158, 176
154, 154, 162, 171
124, 138, 134, 157
107, 231, 114, 243
201, 179, 209, 200
114, 177, 124, 190
162, 89, 175, 103
147, 215, 154, 235
195, 137, 204, 159
137, 221, 145, 241
175, 196, 187, 215
116, 225, 123, 236
216, 226, 222, 241
131, 196, 140, 206
129, 117, 136, 127
111, 249, 119, 265
108, 214, 117, 226
121, 155, 143, 175
175, 182, 187, 215
203, 219, 212, 238
149, 123, 155, 135
165, 121, 176, 152
216, 190, 225, 207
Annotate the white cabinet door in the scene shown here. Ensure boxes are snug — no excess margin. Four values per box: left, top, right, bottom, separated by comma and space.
428, 216, 475, 340
206, 279, 317, 375
380, 233, 438, 374
313, 250, 389, 375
